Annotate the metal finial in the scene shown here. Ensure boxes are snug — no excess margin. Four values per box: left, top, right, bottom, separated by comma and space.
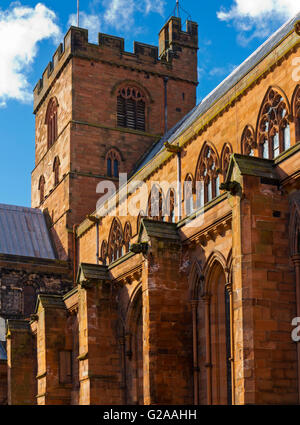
176, 0, 179, 17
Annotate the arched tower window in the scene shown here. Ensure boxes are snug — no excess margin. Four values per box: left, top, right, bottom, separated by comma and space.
293, 85, 300, 142
257, 88, 290, 159
195, 143, 220, 206
241, 125, 256, 156
147, 185, 164, 221
108, 218, 124, 263
45, 97, 58, 149
117, 86, 146, 131
124, 222, 132, 253
184, 174, 194, 216
38, 175, 45, 205
221, 143, 233, 181
53, 156, 60, 186
106, 149, 121, 178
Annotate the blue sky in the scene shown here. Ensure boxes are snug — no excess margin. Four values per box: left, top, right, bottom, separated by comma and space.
0, 0, 299, 207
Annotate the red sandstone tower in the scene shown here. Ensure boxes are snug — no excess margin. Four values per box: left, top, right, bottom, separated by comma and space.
31, 17, 198, 261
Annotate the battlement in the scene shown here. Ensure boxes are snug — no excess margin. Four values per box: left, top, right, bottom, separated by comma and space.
159, 16, 198, 58
33, 19, 198, 113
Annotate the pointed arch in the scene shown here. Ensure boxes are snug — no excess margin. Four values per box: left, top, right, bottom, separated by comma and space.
108, 218, 124, 263
45, 97, 58, 149
292, 85, 300, 143
147, 184, 164, 221
53, 156, 60, 186
290, 200, 300, 256
241, 125, 257, 156
38, 175, 45, 205
183, 173, 195, 216
202, 251, 232, 405
256, 86, 291, 159
188, 259, 204, 300
220, 143, 233, 181
116, 84, 147, 132
136, 210, 145, 235
165, 188, 176, 223
203, 251, 227, 295
195, 142, 220, 207
125, 284, 143, 405
100, 240, 108, 265
105, 148, 121, 178
123, 221, 132, 253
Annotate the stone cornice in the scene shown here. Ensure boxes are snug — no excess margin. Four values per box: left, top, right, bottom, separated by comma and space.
183, 213, 232, 247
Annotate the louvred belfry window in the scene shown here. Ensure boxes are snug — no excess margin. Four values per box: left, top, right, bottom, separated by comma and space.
117, 87, 146, 131
45, 97, 58, 149
258, 89, 291, 159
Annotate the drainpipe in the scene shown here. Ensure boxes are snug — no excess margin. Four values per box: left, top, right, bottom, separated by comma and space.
96, 221, 99, 265
73, 224, 79, 286
191, 300, 199, 405
225, 275, 235, 405
292, 254, 300, 404
203, 295, 212, 405
177, 150, 182, 221
163, 77, 168, 134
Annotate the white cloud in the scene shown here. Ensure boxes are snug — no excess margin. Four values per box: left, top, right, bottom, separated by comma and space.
0, 2, 60, 107
217, 0, 300, 44
103, 0, 166, 30
68, 12, 101, 43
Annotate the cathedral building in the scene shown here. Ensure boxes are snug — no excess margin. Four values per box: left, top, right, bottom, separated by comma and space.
1, 12, 300, 404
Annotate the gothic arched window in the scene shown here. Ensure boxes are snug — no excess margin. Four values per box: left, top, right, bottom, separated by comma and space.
195, 143, 220, 206
45, 97, 58, 149
108, 219, 124, 263
106, 149, 121, 178
257, 88, 291, 159
124, 222, 132, 253
166, 189, 176, 223
293, 85, 300, 142
147, 185, 164, 221
100, 240, 108, 265
117, 86, 146, 132
39, 175, 45, 205
53, 156, 60, 186
221, 143, 233, 181
137, 211, 144, 234
241, 125, 256, 156
184, 174, 194, 216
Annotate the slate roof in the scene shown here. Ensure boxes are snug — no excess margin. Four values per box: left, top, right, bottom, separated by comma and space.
0, 204, 56, 259
133, 11, 300, 174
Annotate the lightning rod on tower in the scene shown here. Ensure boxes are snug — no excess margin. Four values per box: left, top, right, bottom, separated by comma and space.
77, 0, 80, 27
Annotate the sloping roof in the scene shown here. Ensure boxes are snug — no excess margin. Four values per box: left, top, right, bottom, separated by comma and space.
225, 154, 279, 182
133, 11, 300, 174
77, 263, 109, 284
139, 218, 180, 241
0, 204, 56, 259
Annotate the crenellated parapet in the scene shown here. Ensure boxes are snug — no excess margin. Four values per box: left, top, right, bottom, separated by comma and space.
33, 17, 198, 113
159, 16, 198, 58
